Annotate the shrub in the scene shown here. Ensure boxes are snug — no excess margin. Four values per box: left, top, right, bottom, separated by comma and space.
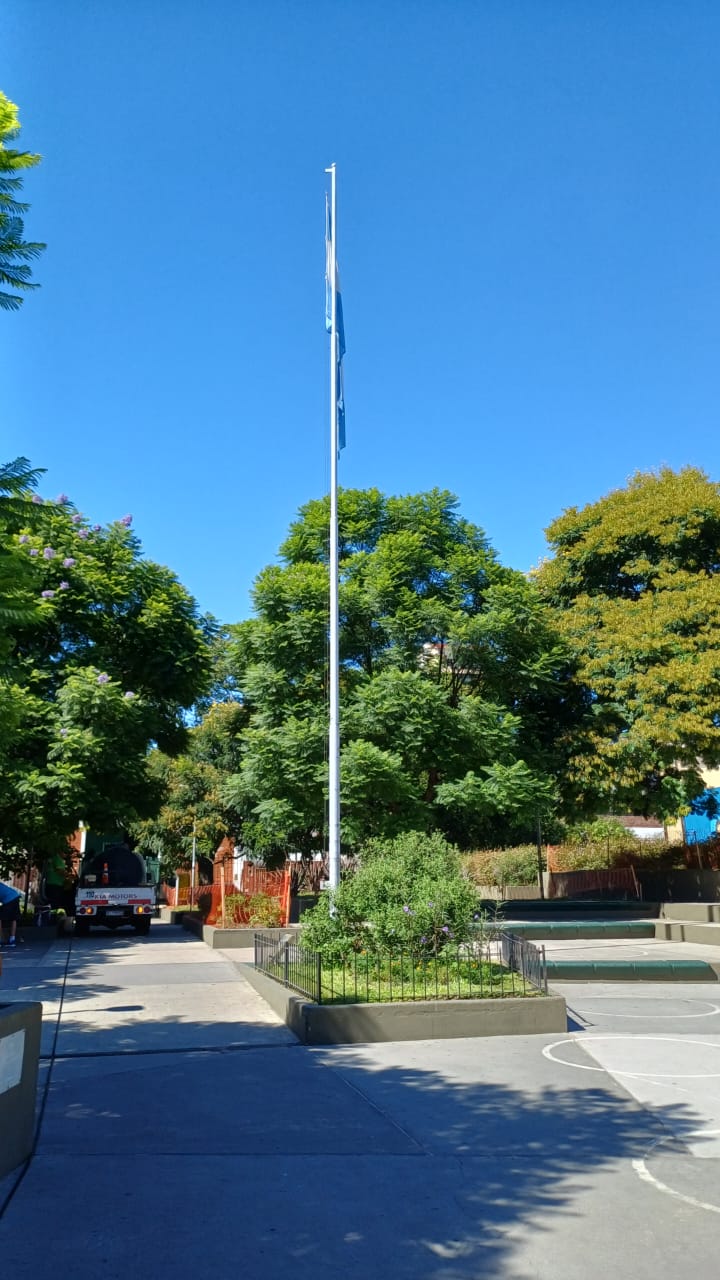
215, 891, 283, 928
301, 830, 479, 958
493, 846, 539, 886
549, 846, 614, 872
247, 892, 282, 928
462, 851, 497, 886
221, 892, 249, 927
463, 846, 539, 887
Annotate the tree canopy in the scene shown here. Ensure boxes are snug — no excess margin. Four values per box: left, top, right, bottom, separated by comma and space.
0, 92, 44, 311
221, 488, 579, 854
537, 466, 720, 819
0, 459, 213, 866
133, 701, 248, 873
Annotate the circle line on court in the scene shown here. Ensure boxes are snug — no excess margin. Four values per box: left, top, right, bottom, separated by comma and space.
542, 1035, 720, 1079
633, 1130, 720, 1216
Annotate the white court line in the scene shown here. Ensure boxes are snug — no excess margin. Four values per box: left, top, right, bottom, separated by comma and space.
566, 1000, 720, 1020
633, 1130, 720, 1215
542, 1035, 720, 1078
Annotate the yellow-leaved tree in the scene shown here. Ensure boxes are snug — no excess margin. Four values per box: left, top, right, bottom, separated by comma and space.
537, 467, 720, 821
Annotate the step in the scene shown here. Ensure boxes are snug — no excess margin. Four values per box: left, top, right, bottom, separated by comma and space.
483, 899, 658, 920
547, 959, 718, 982
660, 903, 720, 924
655, 920, 720, 946
503, 921, 656, 941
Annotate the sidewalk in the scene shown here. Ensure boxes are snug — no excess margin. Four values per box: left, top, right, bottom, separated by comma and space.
1, 922, 719, 1279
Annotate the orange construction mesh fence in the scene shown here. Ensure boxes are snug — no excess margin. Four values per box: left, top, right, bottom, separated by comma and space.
194, 867, 291, 926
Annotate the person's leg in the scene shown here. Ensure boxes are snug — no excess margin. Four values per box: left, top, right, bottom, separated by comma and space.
8, 899, 20, 946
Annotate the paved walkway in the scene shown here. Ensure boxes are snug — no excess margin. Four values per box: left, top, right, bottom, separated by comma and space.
1, 923, 720, 1279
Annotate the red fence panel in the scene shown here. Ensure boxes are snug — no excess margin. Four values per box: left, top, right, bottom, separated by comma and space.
195, 867, 291, 927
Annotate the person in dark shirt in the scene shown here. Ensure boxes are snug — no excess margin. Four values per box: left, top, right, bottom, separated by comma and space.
0, 882, 22, 948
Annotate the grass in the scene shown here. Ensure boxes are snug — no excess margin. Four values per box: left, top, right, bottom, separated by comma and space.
266, 952, 543, 1005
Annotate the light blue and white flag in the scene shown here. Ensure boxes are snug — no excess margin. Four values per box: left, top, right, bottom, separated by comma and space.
325, 196, 346, 450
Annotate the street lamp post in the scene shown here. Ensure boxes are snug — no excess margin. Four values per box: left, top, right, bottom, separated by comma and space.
190, 821, 197, 909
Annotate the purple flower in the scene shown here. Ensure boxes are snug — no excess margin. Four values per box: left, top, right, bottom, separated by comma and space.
97, 673, 110, 685
427, 902, 434, 908
402, 905, 410, 914
41, 590, 55, 599
441, 926, 449, 934
124, 691, 135, 699
71, 514, 83, 524
31, 495, 43, 504
59, 581, 69, 591
92, 524, 102, 532
77, 529, 89, 539
62, 557, 76, 568
60, 728, 68, 738
120, 514, 133, 527
29, 548, 39, 557
56, 493, 69, 505
43, 547, 55, 559
420, 936, 427, 944
18, 534, 29, 544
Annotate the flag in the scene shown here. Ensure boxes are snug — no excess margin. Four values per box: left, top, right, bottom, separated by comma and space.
325, 196, 346, 450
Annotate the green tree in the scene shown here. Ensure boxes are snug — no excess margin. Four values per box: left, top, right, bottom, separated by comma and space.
537, 466, 720, 819
0, 92, 44, 311
133, 701, 248, 872
0, 457, 44, 657
0, 461, 213, 868
222, 488, 578, 853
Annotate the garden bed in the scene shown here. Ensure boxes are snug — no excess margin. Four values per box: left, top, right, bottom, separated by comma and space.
241, 962, 566, 1044
264, 949, 541, 1005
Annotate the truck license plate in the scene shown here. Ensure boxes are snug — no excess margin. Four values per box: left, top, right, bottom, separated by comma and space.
106, 909, 125, 917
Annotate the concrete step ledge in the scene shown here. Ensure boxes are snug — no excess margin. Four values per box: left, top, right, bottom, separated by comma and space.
655, 919, 720, 945
504, 921, 655, 940
485, 899, 657, 919
660, 903, 720, 924
546, 959, 718, 982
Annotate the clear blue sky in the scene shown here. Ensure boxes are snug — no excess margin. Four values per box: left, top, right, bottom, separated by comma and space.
3, 1, 720, 624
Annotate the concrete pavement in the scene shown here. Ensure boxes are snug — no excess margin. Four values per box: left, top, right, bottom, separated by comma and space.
1, 922, 719, 1279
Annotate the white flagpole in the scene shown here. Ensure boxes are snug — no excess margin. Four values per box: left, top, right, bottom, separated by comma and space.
325, 162, 341, 892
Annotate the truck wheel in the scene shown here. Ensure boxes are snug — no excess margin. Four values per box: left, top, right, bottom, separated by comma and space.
133, 918, 151, 936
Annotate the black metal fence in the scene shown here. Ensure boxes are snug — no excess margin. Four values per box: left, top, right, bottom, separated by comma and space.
499, 931, 548, 993
254, 931, 547, 1005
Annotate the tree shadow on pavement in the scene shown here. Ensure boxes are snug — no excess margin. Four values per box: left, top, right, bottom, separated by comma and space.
24, 1025, 707, 1280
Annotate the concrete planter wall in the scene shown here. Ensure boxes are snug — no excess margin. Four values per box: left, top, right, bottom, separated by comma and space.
0, 1002, 42, 1178
242, 963, 566, 1044
181, 916, 302, 949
